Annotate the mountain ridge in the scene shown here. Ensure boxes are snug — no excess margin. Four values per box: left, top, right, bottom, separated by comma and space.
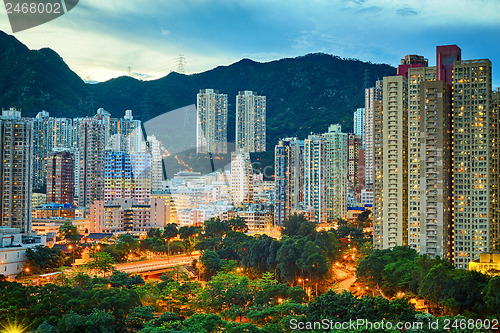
0, 31, 397, 173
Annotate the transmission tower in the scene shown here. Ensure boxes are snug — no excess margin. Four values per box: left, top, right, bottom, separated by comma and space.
176, 54, 186, 74
128, 66, 132, 76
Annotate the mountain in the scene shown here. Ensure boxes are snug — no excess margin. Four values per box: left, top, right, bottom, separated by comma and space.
0, 31, 396, 175
0, 31, 90, 113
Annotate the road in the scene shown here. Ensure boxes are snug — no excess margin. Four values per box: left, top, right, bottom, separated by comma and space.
331, 263, 357, 292
116, 253, 200, 274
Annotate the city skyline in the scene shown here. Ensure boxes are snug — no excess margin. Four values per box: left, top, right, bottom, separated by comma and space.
0, 1, 499, 87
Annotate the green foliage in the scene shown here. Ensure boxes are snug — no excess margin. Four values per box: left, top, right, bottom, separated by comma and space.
357, 246, 495, 317
116, 234, 139, 253
228, 217, 249, 233
125, 306, 154, 331
109, 271, 145, 289
58, 221, 81, 244
484, 276, 500, 315
200, 250, 222, 280
57, 310, 115, 333
182, 313, 226, 333
85, 252, 115, 277
163, 223, 179, 240
306, 290, 417, 323
203, 218, 231, 238
336, 225, 365, 239
281, 214, 316, 238
25, 245, 67, 274
0, 280, 140, 330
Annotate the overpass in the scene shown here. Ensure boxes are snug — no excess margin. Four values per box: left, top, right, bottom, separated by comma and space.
116, 253, 200, 279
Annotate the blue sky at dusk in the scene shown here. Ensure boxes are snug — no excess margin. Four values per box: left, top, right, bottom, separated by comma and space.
1, 0, 499, 86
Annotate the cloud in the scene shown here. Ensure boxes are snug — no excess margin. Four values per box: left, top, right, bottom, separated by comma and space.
396, 6, 419, 16
1, 0, 499, 84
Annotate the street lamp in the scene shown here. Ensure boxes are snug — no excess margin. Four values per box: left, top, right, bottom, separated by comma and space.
68, 245, 74, 264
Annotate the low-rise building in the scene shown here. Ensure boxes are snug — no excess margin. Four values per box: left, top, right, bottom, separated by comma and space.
0, 227, 47, 279
469, 253, 500, 275
89, 198, 169, 234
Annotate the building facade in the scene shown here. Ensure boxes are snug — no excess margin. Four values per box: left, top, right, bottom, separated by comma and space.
230, 152, 253, 205
364, 80, 383, 189
452, 59, 496, 268
0, 109, 33, 233
236, 90, 266, 153
324, 124, 348, 221
46, 150, 75, 205
196, 89, 228, 154
77, 118, 106, 207
274, 138, 304, 226
303, 134, 326, 223
378, 75, 409, 249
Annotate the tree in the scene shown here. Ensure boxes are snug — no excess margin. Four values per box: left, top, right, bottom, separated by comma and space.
58, 221, 81, 244
356, 210, 371, 228
203, 218, 230, 238
57, 310, 115, 333
163, 223, 179, 255
163, 223, 179, 240
85, 252, 115, 277
182, 313, 227, 333
115, 234, 139, 253
228, 217, 248, 233
126, 305, 154, 331
25, 245, 67, 274
484, 276, 500, 315
275, 237, 302, 285
200, 250, 221, 280
146, 228, 162, 239
281, 214, 316, 238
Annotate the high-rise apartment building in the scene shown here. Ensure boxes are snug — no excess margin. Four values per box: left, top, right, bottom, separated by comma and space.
372, 99, 384, 249
32, 111, 52, 191
354, 108, 364, 145
46, 150, 75, 205
416, 81, 452, 258
436, 45, 461, 85
196, 89, 228, 154
104, 151, 152, 205
274, 138, 304, 226
77, 118, 106, 207
146, 135, 163, 191
324, 125, 348, 221
347, 134, 361, 192
407, 66, 437, 253
31, 111, 73, 191
0, 109, 33, 233
236, 91, 266, 153
452, 59, 496, 268
378, 75, 409, 249
397, 54, 428, 77
364, 80, 383, 189
131, 152, 152, 204
230, 152, 253, 204
121, 110, 144, 153
104, 151, 134, 203
304, 134, 326, 223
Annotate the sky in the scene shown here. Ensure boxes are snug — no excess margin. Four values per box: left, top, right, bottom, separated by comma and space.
1, 0, 500, 87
